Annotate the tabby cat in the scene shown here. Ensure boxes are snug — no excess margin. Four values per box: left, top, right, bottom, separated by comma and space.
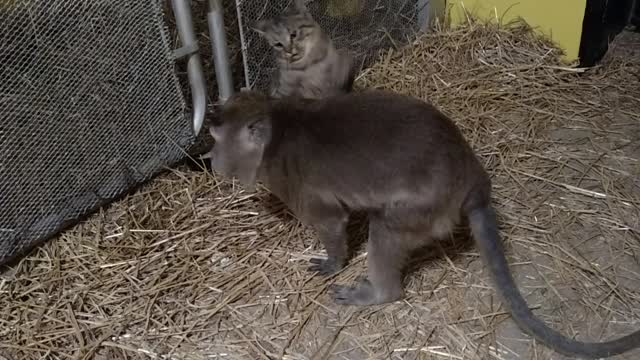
253, 0, 357, 99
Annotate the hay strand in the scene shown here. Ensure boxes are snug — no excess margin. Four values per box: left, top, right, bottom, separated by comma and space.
2, 20, 640, 360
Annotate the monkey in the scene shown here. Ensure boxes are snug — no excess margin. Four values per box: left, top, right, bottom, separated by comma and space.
201, 89, 640, 358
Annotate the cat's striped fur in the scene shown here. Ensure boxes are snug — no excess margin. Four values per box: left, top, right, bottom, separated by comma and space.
253, 0, 357, 99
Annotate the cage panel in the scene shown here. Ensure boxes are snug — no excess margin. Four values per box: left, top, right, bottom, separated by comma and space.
0, 0, 192, 265
235, 0, 423, 91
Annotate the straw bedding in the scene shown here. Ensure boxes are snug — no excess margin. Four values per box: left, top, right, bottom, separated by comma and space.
1, 19, 639, 360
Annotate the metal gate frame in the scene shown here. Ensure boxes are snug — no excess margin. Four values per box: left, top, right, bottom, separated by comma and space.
0, 0, 236, 266
171, 0, 234, 137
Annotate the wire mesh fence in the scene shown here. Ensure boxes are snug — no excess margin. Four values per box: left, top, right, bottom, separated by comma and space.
235, 0, 424, 91
0, 0, 193, 265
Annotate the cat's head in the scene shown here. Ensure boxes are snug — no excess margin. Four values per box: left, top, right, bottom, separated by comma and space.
253, 0, 324, 64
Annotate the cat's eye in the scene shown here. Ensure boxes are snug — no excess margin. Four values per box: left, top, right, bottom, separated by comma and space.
274, 42, 283, 48
290, 32, 297, 39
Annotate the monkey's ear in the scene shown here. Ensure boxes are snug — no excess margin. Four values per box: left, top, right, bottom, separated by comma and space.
209, 126, 222, 142
246, 117, 271, 145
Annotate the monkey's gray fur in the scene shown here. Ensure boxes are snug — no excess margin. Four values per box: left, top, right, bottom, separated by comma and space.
203, 89, 640, 359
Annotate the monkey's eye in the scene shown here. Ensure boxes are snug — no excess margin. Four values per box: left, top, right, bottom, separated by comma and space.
274, 42, 283, 48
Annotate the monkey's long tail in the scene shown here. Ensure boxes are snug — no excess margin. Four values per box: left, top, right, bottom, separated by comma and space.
467, 206, 640, 358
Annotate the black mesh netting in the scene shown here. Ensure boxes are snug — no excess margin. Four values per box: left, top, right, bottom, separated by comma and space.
0, 0, 193, 265
236, 0, 423, 90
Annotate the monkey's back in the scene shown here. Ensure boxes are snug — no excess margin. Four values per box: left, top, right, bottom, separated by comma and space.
268, 90, 490, 213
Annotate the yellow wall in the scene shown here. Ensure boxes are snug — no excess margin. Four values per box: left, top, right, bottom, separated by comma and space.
442, 0, 587, 62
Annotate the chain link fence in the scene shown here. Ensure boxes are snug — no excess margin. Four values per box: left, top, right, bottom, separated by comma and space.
0, 0, 193, 265
0, 0, 430, 266
235, 0, 426, 91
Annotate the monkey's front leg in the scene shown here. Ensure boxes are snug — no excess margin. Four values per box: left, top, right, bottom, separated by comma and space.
303, 201, 349, 276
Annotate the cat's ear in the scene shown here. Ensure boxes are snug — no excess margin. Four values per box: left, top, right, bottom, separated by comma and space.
252, 19, 271, 36
292, 0, 310, 15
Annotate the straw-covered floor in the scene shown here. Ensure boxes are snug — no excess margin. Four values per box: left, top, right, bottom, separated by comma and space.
2, 20, 640, 360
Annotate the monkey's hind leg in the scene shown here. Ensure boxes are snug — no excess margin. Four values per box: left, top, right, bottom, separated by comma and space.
331, 215, 410, 305
305, 201, 349, 276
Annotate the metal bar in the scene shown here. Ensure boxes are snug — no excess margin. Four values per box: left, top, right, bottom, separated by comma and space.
417, 0, 432, 32
173, 43, 199, 59
208, 0, 234, 103
171, 0, 207, 137
234, 0, 252, 89
422, 0, 447, 31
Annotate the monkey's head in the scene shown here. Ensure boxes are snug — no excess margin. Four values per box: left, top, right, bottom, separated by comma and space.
205, 91, 272, 189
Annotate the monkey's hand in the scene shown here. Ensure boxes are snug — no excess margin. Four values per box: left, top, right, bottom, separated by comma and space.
308, 257, 343, 276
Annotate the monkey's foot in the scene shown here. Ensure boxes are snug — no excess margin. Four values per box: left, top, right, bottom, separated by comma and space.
308, 257, 343, 276
329, 279, 403, 305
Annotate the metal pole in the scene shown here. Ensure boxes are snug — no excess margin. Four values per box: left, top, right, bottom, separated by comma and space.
171, 0, 207, 137
234, 0, 252, 89
208, 0, 234, 103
